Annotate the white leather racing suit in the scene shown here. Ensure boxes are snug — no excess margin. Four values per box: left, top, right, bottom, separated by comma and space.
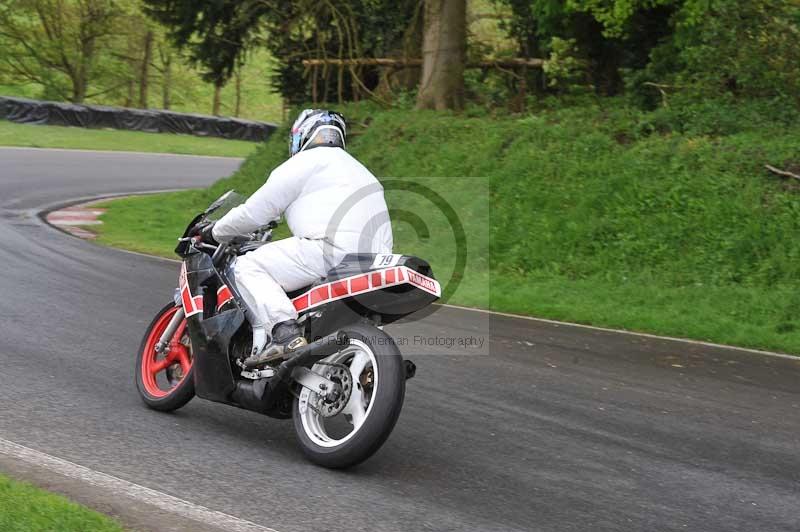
212, 146, 393, 333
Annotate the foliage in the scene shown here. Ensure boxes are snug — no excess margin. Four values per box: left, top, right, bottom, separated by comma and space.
141, 0, 420, 104
95, 100, 800, 352
566, 0, 676, 37
142, 0, 260, 87
3, 0, 798, 112
248, 0, 422, 104
675, 0, 800, 102
0, 1, 282, 119
487, 0, 800, 109
542, 37, 586, 88
492, 0, 675, 96
0, 0, 125, 102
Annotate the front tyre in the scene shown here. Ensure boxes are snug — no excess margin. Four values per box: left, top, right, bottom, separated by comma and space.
293, 323, 406, 468
135, 303, 195, 412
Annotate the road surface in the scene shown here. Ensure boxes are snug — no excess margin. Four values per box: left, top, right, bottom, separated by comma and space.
0, 146, 798, 532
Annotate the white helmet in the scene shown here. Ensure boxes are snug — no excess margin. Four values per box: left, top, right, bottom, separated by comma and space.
289, 109, 347, 156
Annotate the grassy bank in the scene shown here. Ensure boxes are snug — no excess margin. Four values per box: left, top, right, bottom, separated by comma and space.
0, 474, 123, 531
0, 119, 257, 157
94, 98, 800, 353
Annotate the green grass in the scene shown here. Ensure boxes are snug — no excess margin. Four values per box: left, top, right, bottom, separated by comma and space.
0, 474, 123, 532
94, 98, 800, 353
0, 119, 257, 157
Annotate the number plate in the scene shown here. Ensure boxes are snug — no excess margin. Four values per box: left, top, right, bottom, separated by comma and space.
371, 254, 402, 269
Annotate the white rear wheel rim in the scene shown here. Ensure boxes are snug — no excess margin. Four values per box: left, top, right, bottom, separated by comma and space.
298, 338, 378, 448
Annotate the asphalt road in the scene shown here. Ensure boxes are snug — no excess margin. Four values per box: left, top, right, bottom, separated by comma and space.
0, 146, 798, 532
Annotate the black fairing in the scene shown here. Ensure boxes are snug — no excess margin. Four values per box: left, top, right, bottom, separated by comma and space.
191, 309, 243, 402
184, 252, 240, 402
175, 213, 205, 256
181, 250, 293, 417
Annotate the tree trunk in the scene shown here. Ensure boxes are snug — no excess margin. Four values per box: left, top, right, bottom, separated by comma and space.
70, 75, 87, 104
234, 68, 242, 117
212, 81, 223, 116
73, 33, 95, 104
125, 77, 135, 107
162, 53, 172, 109
138, 30, 154, 108
416, 0, 466, 110
124, 32, 136, 107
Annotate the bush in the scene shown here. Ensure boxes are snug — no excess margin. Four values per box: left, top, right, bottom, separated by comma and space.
676, 0, 800, 102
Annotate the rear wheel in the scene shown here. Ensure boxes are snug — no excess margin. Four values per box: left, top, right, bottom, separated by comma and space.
292, 323, 406, 468
135, 303, 195, 411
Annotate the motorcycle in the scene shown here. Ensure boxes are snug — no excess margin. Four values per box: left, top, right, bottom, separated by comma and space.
135, 191, 441, 468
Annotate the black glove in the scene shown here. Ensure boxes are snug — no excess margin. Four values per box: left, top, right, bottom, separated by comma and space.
190, 221, 218, 246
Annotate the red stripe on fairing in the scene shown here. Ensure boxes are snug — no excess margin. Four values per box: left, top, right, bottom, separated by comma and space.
293, 294, 310, 311
216, 285, 233, 310
350, 275, 369, 293
178, 262, 203, 317
181, 287, 193, 313
290, 265, 441, 313
331, 280, 348, 298
310, 285, 330, 305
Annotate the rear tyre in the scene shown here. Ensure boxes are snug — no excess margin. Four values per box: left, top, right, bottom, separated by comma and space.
135, 303, 195, 412
292, 323, 406, 468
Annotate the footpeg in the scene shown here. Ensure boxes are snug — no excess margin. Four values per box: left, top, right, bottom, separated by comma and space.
240, 368, 276, 380
243, 336, 308, 368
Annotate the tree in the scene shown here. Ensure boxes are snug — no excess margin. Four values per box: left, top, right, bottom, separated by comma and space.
676, 0, 800, 101
137, 29, 154, 107
154, 40, 174, 109
0, 0, 122, 103
143, 0, 264, 114
566, 0, 675, 37
494, 0, 676, 96
566, 0, 800, 102
416, 0, 467, 110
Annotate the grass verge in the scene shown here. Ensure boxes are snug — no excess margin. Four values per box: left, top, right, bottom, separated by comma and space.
93, 98, 800, 353
0, 474, 123, 532
0, 119, 257, 157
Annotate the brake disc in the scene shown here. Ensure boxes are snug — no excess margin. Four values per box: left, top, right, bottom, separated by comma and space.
311, 362, 353, 418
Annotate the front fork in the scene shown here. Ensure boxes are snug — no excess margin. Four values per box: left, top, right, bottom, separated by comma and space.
155, 306, 186, 354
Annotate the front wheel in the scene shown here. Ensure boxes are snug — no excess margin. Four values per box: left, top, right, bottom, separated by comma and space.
135, 303, 195, 412
292, 323, 406, 468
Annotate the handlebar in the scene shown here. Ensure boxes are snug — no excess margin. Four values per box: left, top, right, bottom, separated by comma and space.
211, 241, 229, 266
178, 223, 275, 267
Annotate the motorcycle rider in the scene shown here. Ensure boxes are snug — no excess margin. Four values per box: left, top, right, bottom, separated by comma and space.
195, 109, 393, 366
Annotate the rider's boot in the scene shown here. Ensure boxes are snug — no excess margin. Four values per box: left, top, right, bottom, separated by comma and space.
244, 319, 307, 367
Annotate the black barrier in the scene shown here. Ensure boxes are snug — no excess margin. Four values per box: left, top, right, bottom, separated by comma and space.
0, 96, 277, 142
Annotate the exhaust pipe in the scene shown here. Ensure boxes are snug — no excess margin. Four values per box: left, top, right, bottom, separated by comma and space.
229, 331, 349, 414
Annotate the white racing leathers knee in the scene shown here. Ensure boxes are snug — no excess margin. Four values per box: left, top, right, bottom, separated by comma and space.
212, 146, 393, 338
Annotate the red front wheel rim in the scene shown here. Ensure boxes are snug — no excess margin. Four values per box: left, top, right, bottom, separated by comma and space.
141, 306, 191, 398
